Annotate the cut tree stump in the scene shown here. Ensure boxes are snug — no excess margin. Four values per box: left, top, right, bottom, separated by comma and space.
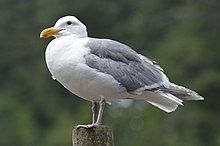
73, 125, 114, 146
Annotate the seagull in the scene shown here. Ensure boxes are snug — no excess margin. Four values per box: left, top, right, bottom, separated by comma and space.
40, 16, 204, 128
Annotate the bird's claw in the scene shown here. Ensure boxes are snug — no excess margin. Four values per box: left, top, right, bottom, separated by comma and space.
76, 123, 101, 129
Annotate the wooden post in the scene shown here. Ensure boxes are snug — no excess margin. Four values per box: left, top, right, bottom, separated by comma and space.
73, 125, 114, 146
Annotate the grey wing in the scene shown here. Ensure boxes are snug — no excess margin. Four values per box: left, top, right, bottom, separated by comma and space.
85, 38, 165, 93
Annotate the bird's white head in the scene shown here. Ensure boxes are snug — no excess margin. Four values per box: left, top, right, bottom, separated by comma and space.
40, 16, 88, 39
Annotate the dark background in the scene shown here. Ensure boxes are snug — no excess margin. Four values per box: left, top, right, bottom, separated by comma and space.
0, 0, 219, 145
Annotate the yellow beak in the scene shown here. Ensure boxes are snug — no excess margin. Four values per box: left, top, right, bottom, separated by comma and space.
40, 27, 62, 38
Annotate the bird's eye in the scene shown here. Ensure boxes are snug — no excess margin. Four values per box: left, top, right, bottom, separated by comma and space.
66, 21, 72, 25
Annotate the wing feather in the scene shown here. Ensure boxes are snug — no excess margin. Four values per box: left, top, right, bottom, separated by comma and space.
85, 38, 165, 92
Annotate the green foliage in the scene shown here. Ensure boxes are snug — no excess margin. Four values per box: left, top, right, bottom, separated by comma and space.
0, 0, 219, 145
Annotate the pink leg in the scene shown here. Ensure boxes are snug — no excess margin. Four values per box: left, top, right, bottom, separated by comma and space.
76, 98, 106, 129
96, 98, 106, 125
92, 101, 97, 124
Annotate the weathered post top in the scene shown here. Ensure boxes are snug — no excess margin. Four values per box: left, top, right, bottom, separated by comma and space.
73, 125, 114, 146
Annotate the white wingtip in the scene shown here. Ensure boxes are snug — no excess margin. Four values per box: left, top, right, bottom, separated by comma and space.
183, 93, 204, 101
193, 94, 204, 100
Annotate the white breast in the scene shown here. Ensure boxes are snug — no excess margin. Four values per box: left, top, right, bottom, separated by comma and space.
45, 36, 126, 102
45, 36, 89, 72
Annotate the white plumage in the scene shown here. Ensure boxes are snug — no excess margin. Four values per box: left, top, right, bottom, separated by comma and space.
40, 16, 203, 128
46, 36, 126, 102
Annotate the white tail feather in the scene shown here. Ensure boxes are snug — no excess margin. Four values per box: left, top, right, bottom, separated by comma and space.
127, 91, 183, 113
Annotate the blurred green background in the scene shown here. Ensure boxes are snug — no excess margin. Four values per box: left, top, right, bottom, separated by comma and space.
0, 0, 219, 145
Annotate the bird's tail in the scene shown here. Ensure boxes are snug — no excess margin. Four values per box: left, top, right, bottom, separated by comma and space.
128, 91, 183, 113
160, 83, 204, 101
127, 84, 203, 113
